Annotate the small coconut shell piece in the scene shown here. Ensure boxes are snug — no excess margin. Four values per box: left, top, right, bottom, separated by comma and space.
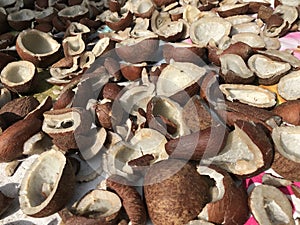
219, 84, 277, 108
7, 9, 35, 31
16, 29, 61, 68
58, 5, 89, 22
248, 54, 291, 85
0, 60, 37, 93
232, 32, 265, 49
197, 166, 249, 225
115, 36, 159, 63
165, 123, 228, 160
156, 60, 206, 102
120, 62, 147, 81
144, 159, 211, 225
105, 10, 133, 32
219, 53, 255, 84
156, 20, 185, 42
207, 120, 274, 178
102, 82, 123, 101
273, 100, 300, 125
278, 70, 300, 100
262, 173, 292, 187
62, 34, 85, 57
42, 107, 93, 151
134, 0, 155, 18
271, 125, 300, 181
249, 184, 295, 225
163, 42, 206, 66
19, 149, 75, 218
217, 3, 249, 17
106, 175, 147, 225
190, 17, 232, 46
60, 189, 122, 225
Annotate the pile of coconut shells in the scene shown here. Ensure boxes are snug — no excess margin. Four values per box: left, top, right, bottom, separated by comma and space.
1, 0, 300, 224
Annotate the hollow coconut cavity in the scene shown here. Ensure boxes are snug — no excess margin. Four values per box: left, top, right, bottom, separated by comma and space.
17, 29, 61, 57
19, 149, 72, 216
71, 189, 122, 219
0, 60, 36, 92
249, 184, 294, 225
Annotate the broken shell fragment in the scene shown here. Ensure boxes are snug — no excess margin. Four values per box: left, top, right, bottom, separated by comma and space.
62, 34, 85, 57
197, 166, 249, 225
206, 120, 274, 178
278, 70, 300, 100
248, 54, 291, 85
42, 107, 93, 151
19, 149, 75, 217
219, 84, 277, 108
249, 184, 295, 225
60, 189, 122, 225
219, 53, 255, 84
106, 175, 147, 225
7, 9, 35, 31
190, 17, 232, 46
0, 60, 37, 93
16, 29, 61, 68
144, 159, 211, 225
105, 9, 133, 32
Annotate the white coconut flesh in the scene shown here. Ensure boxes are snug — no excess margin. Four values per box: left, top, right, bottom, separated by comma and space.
232, 33, 265, 49
19, 150, 66, 215
156, 61, 206, 97
232, 22, 260, 34
190, 17, 232, 46
157, 21, 184, 37
197, 166, 225, 202
148, 96, 190, 137
249, 185, 294, 225
130, 128, 168, 161
206, 125, 264, 175
42, 111, 81, 133
8, 9, 35, 21
58, 5, 88, 17
219, 84, 277, 108
272, 126, 300, 163
225, 15, 255, 26
278, 70, 300, 100
257, 49, 300, 68
1, 61, 35, 85
136, 0, 153, 14
73, 189, 121, 218
18, 30, 60, 56
220, 54, 254, 78
248, 54, 291, 79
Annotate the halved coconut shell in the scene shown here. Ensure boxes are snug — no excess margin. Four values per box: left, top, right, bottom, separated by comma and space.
217, 3, 249, 17
249, 184, 294, 225
219, 53, 255, 84
219, 84, 277, 108
60, 189, 122, 225
278, 70, 300, 100
115, 35, 159, 63
0, 60, 37, 93
105, 10, 133, 32
197, 165, 249, 225
35, 7, 57, 24
7, 9, 35, 31
134, 0, 155, 18
271, 125, 300, 181
58, 5, 89, 22
248, 54, 291, 85
19, 149, 75, 217
206, 120, 274, 178
190, 16, 232, 46
156, 20, 185, 42
16, 29, 61, 68
232, 32, 265, 49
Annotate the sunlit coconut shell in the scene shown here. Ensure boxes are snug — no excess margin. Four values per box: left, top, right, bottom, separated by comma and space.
219, 84, 277, 108
0, 60, 37, 93
249, 184, 294, 225
156, 20, 185, 42
115, 35, 159, 63
219, 53, 255, 84
232, 32, 265, 49
105, 9, 133, 32
134, 0, 155, 18
16, 29, 61, 68
231, 22, 261, 35
204, 120, 274, 178
19, 149, 75, 217
197, 165, 249, 225
277, 70, 300, 100
58, 5, 89, 22
190, 16, 232, 46
60, 189, 122, 225
163, 42, 207, 66
248, 54, 291, 85
225, 14, 255, 25
271, 125, 300, 181
7, 9, 35, 31
151, 10, 171, 33
62, 34, 85, 57
217, 3, 249, 17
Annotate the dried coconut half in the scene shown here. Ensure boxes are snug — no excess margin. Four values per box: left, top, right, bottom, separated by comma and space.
278, 70, 300, 100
